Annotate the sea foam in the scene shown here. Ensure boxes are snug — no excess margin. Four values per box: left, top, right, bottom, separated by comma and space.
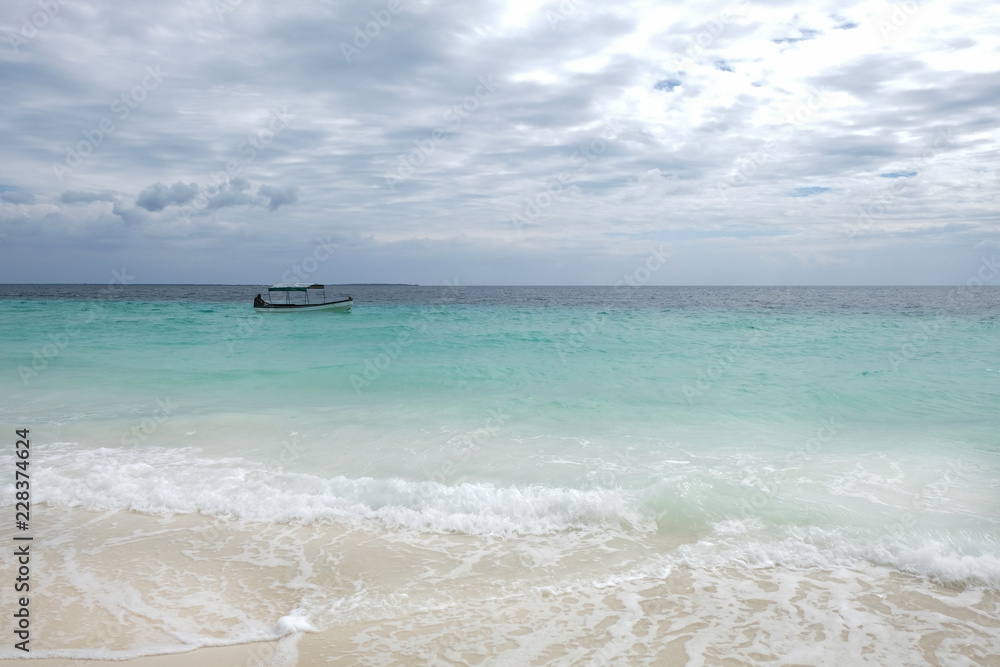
6, 443, 646, 535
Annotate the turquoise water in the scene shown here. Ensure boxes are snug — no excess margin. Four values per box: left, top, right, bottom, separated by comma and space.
1, 285, 999, 662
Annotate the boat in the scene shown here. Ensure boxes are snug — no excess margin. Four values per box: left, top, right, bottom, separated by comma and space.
253, 283, 352, 312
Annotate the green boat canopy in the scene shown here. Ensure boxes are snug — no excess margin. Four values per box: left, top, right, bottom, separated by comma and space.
268, 283, 324, 291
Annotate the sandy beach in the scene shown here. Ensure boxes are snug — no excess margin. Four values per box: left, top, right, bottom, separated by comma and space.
5, 503, 999, 665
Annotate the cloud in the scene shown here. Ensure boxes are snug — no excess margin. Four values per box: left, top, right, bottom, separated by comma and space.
136, 182, 199, 212
60, 190, 118, 204
203, 177, 253, 210
117, 177, 292, 218
257, 184, 299, 211
880, 171, 917, 178
1, 191, 35, 204
112, 201, 150, 225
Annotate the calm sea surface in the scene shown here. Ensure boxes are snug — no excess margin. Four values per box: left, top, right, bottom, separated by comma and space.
1, 285, 998, 663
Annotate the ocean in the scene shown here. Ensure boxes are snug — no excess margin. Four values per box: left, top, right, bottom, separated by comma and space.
1, 285, 998, 665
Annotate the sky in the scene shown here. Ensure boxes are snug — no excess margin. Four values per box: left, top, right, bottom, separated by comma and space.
1, 0, 998, 285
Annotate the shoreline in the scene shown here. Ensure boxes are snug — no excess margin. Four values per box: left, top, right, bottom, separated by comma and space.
0, 641, 280, 666
4, 559, 999, 664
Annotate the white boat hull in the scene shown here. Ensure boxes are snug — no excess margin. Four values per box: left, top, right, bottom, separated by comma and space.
254, 298, 352, 312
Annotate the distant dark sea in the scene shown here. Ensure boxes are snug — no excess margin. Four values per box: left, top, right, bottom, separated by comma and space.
1, 283, 998, 312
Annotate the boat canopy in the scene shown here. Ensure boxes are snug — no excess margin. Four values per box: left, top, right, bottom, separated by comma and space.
268, 283, 324, 292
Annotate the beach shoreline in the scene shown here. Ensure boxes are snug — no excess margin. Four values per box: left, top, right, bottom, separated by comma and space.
0, 643, 280, 667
